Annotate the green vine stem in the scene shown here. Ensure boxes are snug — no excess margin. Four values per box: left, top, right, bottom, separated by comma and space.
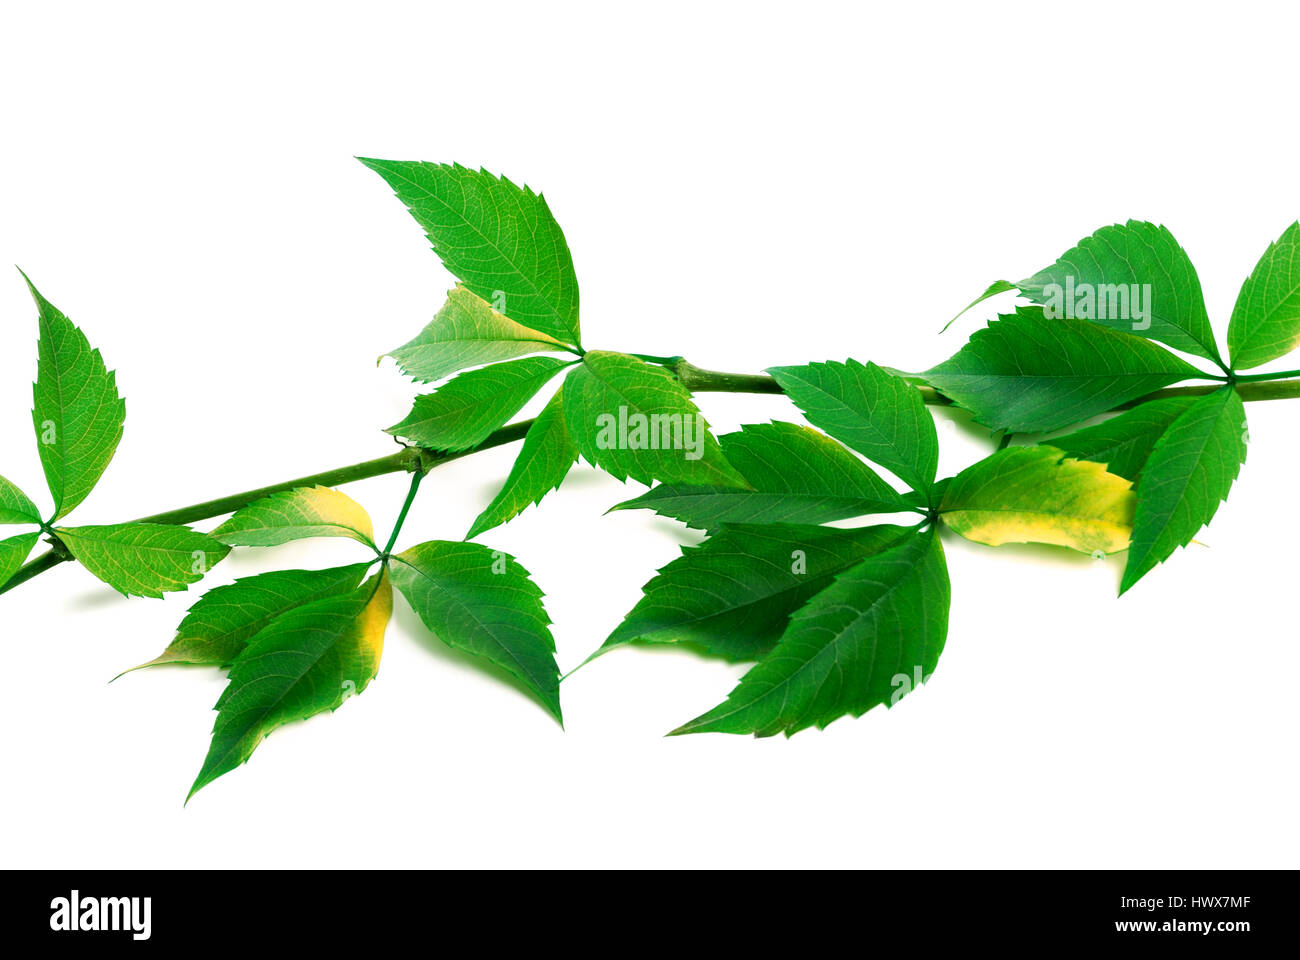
6, 358, 1300, 599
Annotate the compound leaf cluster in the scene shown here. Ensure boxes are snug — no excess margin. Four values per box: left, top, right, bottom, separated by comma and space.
4, 166, 1297, 789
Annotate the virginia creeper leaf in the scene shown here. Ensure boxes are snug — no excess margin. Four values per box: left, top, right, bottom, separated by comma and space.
925, 306, 1201, 433
602, 522, 914, 662
188, 572, 393, 800
387, 285, 570, 384
610, 421, 914, 529
671, 527, 949, 737
1120, 387, 1248, 594
1046, 395, 1200, 482
122, 564, 372, 674
939, 445, 1135, 555
0, 532, 40, 590
25, 273, 126, 521
1226, 221, 1300, 370
940, 279, 1019, 333
466, 387, 577, 540
563, 351, 747, 488
766, 360, 938, 492
387, 356, 571, 452
211, 486, 377, 550
55, 523, 231, 599
0, 475, 40, 525
359, 159, 581, 347
1017, 220, 1223, 364
390, 541, 561, 722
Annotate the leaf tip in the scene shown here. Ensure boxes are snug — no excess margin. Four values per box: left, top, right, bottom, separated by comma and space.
15, 266, 44, 305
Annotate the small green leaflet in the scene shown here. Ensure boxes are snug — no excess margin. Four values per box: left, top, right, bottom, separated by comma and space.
610, 421, 915, 530
388, 355, 572, 452
0, 475, 40, 525
720, 420, 912, 516
925, 306, 1201, 433
767, 360, 938, 493
466, 387, 577, 540
0, 532, 40, 590
602, 522, 914, 663
939, 445, 1135, 555
1017, 220, 1223, 365
359, 159, 582, 348
189, 572, 392, 800
940, 279, 1018, 333
1227, 221, 1300, 370
55, 523, 231, 599
1121, 387, 1248, 594
387, 285, 571, 384
122, 564, 372, 674
563, 351, 747, 488
1047, 395, 1199, 482
212, 486, 377, 550
671, 527, 949, 737
389, 541, 562, 723
25, 273, 126, 521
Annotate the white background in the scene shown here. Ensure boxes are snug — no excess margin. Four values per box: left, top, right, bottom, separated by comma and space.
1, 1, 1297, 869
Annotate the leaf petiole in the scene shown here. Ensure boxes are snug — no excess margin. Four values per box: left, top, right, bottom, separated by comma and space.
381, 470, 424, 560
1230, 367, 1300, 384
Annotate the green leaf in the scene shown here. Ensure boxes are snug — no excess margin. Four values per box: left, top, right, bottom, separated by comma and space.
25, 273, 126, 521
940, 278, 1018, 333
211, 486, 377, 550
602, 522, 914, 662
563, 351, 747, 487
610, 421, 915, 529
0, 475, 40, 525
902, 477, 951, 511
1226, 221, 1300, 370
387, 285, 570, 384
0, 532, 40, 590
1121, 387, 1248, 594
766, 360, 938, 492
1046, 395, 1200, 482
387, 356, 571, 452
55, 523, 231, 599
122, 564, 372, 675
925, 306, 1201, 433
466, 386, 577, 540
188, 573, 392, 800
939, 445, 1135, 555
359, 159, 581, 347
390, 541, 561, 722
1017, 220, 1223, 364
671, 527, 949, 737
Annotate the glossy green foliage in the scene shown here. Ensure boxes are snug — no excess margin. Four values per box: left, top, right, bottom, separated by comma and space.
926, 306, 1199, 433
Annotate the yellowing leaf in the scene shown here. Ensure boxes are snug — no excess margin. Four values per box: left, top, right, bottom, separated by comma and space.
940, 445, 1135, 555
211, 486, 376, 550
121, 564, 372, 674
353, 568, 393, 663
359, 160, 582, 347
188, 572, 393, 800
387, 285, 570, 384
